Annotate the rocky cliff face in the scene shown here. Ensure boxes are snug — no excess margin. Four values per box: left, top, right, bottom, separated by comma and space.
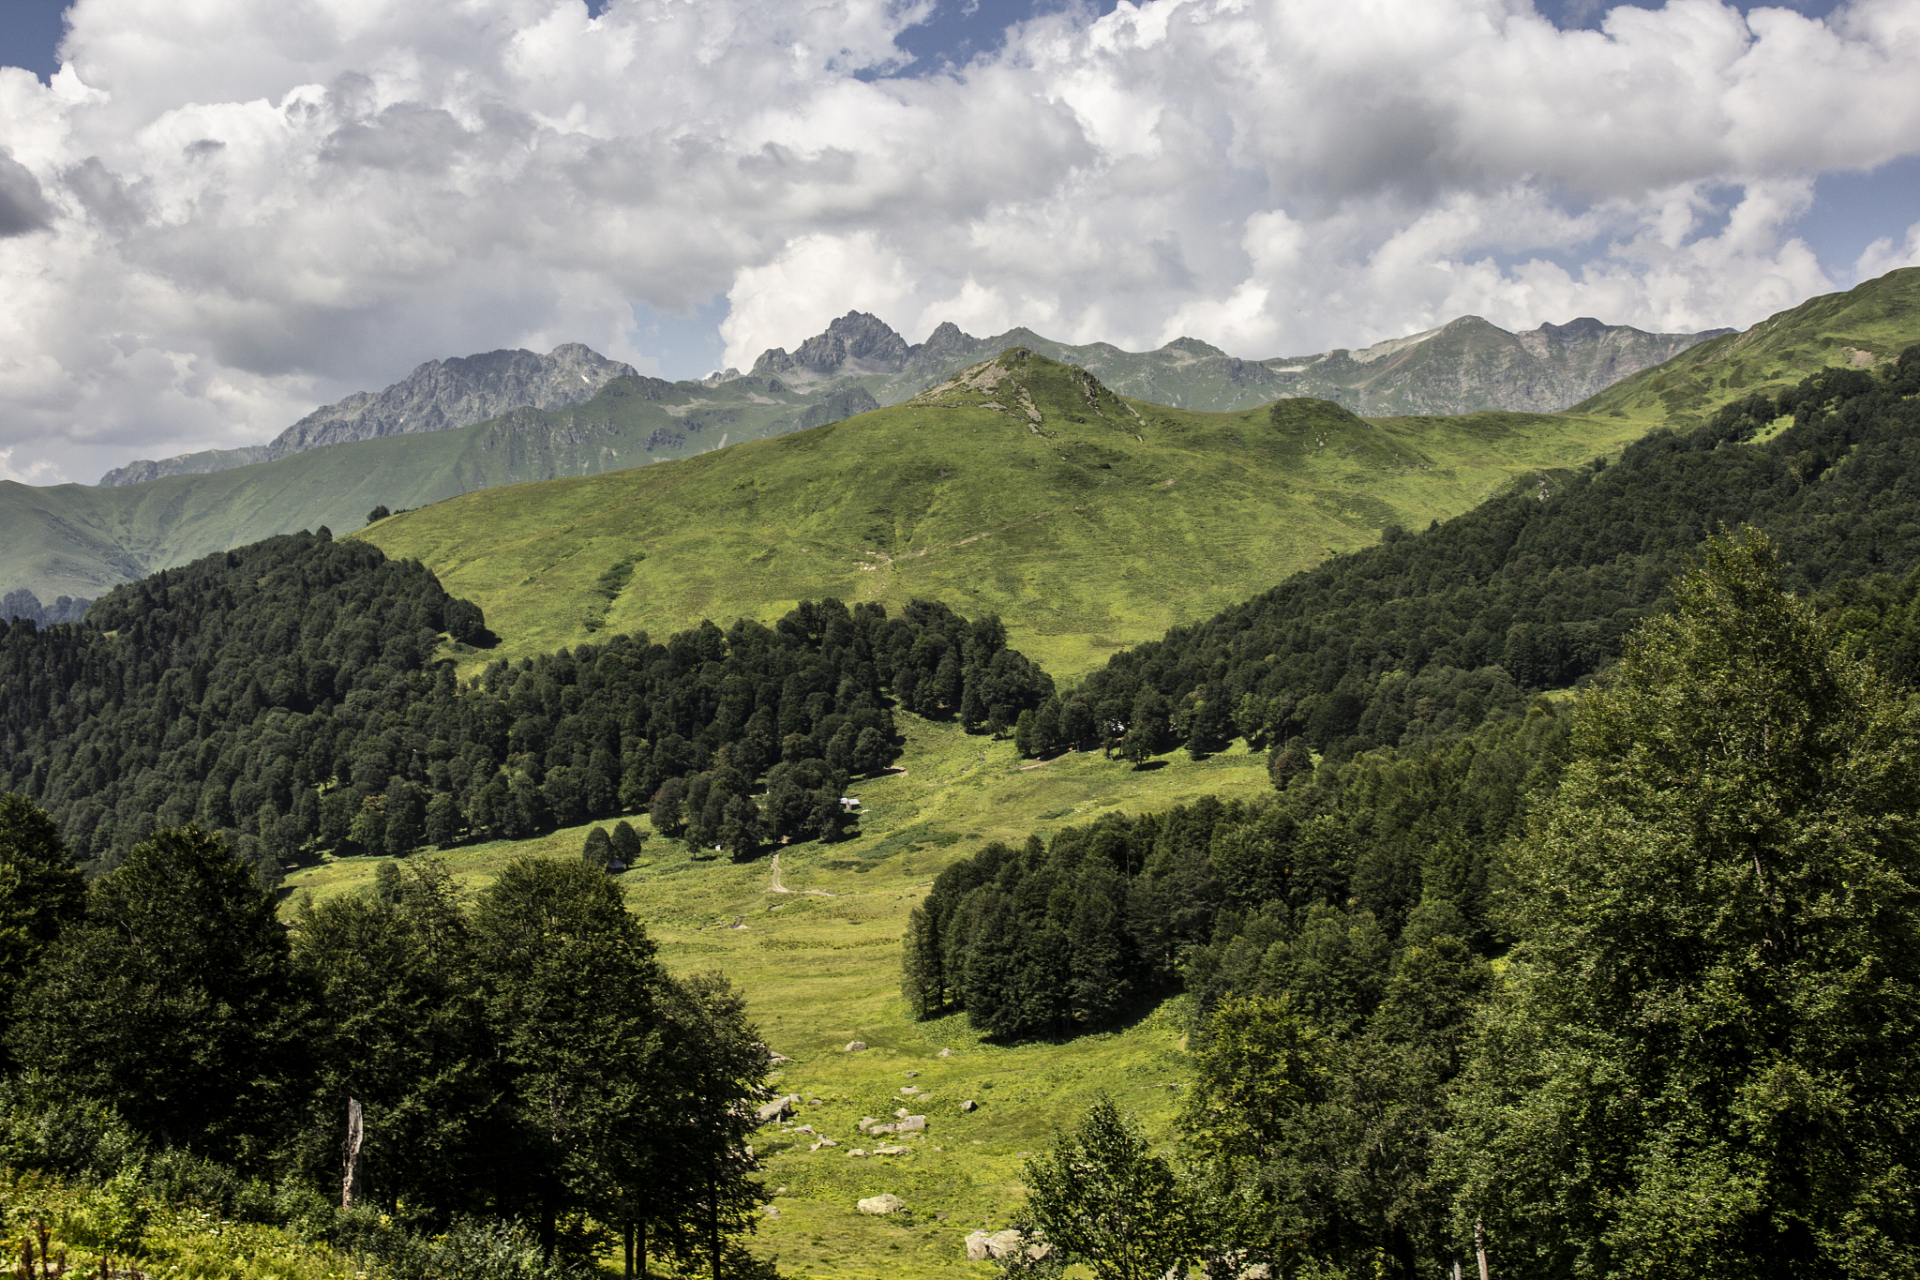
98, 344, 639, 486
263, 343, 639, 458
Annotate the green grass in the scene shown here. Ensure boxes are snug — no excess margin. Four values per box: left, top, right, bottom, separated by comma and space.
282, 715, 1276, 1280
1574, 265, 1920, 431
363, 350, 1652, 680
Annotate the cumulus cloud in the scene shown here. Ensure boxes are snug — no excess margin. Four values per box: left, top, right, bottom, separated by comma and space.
2, 0, 1919, 480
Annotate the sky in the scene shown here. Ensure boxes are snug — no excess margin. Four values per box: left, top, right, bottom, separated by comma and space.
2, 0, 1918, 485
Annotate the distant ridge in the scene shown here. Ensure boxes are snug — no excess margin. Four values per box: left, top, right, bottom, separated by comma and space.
719, 310, 1731, 419
97, 343, 639, 486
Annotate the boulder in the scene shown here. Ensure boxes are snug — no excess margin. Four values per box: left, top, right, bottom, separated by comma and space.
895, 1115, 927, 1133
904, 1070, 920, 1077
848, 1148, 869, 1158
858, 1194, 905, 1216
961, 1100, 978, 1112
844, 1041, 868, 1052
763, 1206, 782, 1220
938, 1048, 954, 1058
755, 1097, 793, 1125
793, 1124, 815, 1135
817, 1137, 837, 1147
894, 1108, 910, 1119
874, 1144, 911, 1156
965, 1229, 1049, 1262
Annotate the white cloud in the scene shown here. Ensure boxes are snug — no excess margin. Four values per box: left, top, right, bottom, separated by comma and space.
2, 0, 1918, 481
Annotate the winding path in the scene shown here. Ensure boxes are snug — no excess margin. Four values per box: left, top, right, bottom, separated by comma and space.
768, 852, 835, 897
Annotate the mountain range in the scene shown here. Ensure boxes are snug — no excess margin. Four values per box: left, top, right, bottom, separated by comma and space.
92, 311, 1727, 491
6, 273, 1908, 624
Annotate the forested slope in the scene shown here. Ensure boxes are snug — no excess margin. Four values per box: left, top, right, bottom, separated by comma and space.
1017, 345, 1920, 763
0, 532, 1048, 876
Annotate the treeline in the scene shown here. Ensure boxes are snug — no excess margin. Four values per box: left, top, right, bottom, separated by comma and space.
905, 699, 1567, 1039
1009, 345, 1920, 764
0, 802, 769, 1275
993, 536, 1920, 1278
0, 532, 1050, 879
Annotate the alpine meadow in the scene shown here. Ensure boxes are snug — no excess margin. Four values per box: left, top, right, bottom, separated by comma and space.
5, 80, 1920, 1280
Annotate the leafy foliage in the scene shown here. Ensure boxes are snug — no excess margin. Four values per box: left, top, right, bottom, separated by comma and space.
1447, 533, 1920, 1276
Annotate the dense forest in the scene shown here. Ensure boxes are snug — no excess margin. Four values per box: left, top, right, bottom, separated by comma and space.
976, 535, 1920, 1278
1010, 345, 1920, 763
0, 532, 1050, 880
0, 796, 769, 1277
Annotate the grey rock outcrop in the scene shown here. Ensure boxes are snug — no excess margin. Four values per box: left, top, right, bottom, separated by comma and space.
265, 343, 639, 458
965, 1229, 1049, 1262
97, 344, 640, 487
736, 309, 1732, 419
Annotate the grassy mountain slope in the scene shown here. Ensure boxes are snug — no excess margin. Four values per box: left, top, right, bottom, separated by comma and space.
0, 374, 872, 605
364, 348, 1650, 679
1574, 266, 1920, 426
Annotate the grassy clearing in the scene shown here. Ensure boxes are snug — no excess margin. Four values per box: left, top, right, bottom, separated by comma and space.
365, 351, 1650, 680
282, 716, 1276, 1279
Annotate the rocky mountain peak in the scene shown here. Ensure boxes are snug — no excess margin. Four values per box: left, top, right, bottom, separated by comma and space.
264, 344, 639, 460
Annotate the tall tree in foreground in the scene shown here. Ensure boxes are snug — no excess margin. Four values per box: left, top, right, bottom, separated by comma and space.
0, 795, 86, 1056
1002, 1096, 1199, 1280
1448, 531, 1920, 1278
12, 825, 313, 1168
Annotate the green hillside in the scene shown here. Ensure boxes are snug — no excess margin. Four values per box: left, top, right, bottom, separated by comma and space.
0, 374, 871, 605
364, 348, 1649, 678
1573, 265, 1920, 426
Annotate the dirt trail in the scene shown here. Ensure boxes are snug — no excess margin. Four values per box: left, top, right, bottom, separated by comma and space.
768, 853, 834, 897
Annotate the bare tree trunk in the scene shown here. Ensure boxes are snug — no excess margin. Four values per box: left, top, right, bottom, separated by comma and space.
1474, 1219, 1490, 1280
709, 1175, 722, 1280
341, 1098, 365, 1211
623, 1220, 634, 1280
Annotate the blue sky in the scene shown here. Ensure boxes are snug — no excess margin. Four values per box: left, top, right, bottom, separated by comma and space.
1, 0, 1916, 480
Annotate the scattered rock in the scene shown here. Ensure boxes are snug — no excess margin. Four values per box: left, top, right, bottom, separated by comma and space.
874, 1144, 911, 1156
961, 1100, 978, 1112
763, 1206, 782, 1220
755, 1097, 794, 1125
895, 1115, 928, 1133
938, 1048, 954, 1058
858, 1117, 880, 1131
966, 1229, 1050, 1262
858, 1194, 905, 1216
894, 1108, 910, 1119
900, 1086, 919, 1095
848, 1148, 869, 1158
794, 1125, 815, 1135
844, 1041, 868, 1052
903, 1071, 920, 1078
817, 1137, 837, 1148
